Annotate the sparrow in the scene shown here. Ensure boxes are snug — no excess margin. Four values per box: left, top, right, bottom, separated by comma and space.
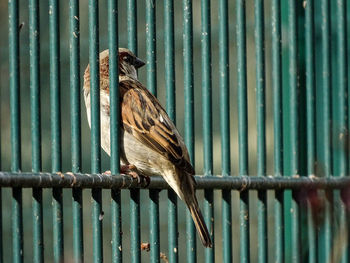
83, 48, 212, 248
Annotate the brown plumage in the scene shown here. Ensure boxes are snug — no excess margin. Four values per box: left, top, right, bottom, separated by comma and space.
83, 48, 212, 248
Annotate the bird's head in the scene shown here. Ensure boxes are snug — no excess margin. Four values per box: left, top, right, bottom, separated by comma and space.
119, 48, 145, 79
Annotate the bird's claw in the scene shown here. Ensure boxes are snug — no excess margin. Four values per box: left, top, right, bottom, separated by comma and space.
130, 172, 150, 187
121, 164, 150, 187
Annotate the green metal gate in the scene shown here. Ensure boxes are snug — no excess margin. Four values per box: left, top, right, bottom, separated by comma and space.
1, 0, 349, 262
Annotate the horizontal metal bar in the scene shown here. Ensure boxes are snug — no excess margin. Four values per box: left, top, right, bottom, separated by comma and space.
0, 173, 350, 190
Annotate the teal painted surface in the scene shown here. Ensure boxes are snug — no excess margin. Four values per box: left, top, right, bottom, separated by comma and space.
111, 190, 122, 263
108, 0, 122, 262
183, 0, 196, 262
164, 0, 175, 122
146, 2, 160, 262
49, 1, 64, 261
29, 0, 43, 262
130, 189, 140, 263
305, 0, 317, 262
72, 188, 83, 263
70, 0, 83, 262
236, 1, 250, 262
146, 0, 157, 97
8, 13, 22, 263
12, 188, 23, 263
287, 1, 300, 262
70, 0, 82, 175
0, 189, 2, 263
218, 0, 231, 262
282, 1, 303, 262
271, 0, 284, 262
201, 0, 214, 261
318, 1, 332, 262
164, 1, 178, 262
149, 190, 160, 263
52, 188, 63, 263
109, 0, 120, 176
127, 1, 140, 262
254, 0, 267, 262
88, 1, 103, 262
49, 0, 62, 173
334, 1, 348, 262
127, 0, 137, 55
9, 0, 21, 173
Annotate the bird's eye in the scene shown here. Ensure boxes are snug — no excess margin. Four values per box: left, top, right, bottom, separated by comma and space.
123, 55, 132, 64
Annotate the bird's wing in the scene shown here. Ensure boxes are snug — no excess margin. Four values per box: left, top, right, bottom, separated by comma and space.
120, 78, 194, 175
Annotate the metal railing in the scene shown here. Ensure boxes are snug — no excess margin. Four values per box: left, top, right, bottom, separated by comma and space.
3, 0, 349, 262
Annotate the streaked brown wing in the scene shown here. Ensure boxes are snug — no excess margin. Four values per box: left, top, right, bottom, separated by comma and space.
120, 79, 194, 175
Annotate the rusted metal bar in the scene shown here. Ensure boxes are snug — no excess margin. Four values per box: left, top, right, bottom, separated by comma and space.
0, 173, 349, 190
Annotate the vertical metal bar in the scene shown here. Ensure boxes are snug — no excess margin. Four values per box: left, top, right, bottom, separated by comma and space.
145, 1, 160, 262
0, 188, 2, 263
70, 0, 83, 262
285, 0, 298, 175
271, 0, 284, 262
88, 0, 101, 176
0, 67, 2, 263
88, 0, 103, 262
127, 1, 140, 262
72, 189, 83, 263
49, 0, 63, 261
146, 0, 157, 96
32, 189, 43, 263
305, 0, 316, 178
49, 1, 62, 172
111, 190, 122, 263
9, 0, 21, 173
348, 0, 350, 175
164, 1, 178, 262
130, 185, 141, 263
286, 1, 300, 262
307, 189, 317, 263
108, 0, 119, 181
236, 1, 250, 262
183, 0, 196, 261
149, 190, 159, 263
254, 0, 267, 262
319, 0, 331, 178
29, 0, 41, 175
70, 1, 81, 174
333, 0, 347, 179
305, 0, 317, 262
108, 0, 121, 262
9, 0, 23, 260
29, 0, 43, 262
318, 0, 332, 262
164, 0, 175, 122
127, 0, 137, 54
0, 27, 2, 259
219, 0, 231, 262
12, 188, 23, 263
129, 188, 140, 263
201, 0, 214, 261
334, 0, 348, 262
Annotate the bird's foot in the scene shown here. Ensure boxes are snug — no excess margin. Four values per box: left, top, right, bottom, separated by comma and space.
121, 164, 150, 186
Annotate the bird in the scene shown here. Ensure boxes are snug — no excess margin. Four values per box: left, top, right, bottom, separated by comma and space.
83, 47, 212, 248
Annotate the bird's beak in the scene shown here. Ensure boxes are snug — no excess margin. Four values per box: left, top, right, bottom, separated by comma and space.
134, 57, 145, 69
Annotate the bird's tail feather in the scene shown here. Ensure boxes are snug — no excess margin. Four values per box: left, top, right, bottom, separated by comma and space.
188, 201, 212, 248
